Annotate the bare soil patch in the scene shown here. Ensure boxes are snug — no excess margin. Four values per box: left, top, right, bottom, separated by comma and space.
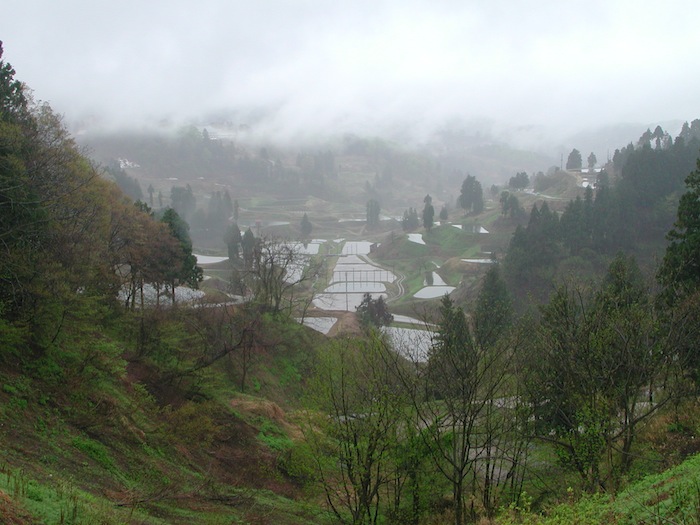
0, 490, 35, 525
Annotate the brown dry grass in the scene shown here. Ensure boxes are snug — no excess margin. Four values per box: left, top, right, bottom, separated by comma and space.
230, 397, 303, 441
0, 490, 35, 525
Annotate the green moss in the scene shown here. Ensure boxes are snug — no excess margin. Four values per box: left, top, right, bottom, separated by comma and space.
71, 436, 116, 472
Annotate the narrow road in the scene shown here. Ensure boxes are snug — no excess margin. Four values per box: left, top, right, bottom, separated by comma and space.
361, 253, 405, 303
388, 271, 405, 303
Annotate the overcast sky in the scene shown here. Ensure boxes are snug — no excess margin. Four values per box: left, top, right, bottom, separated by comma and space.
3, 0, 700, 144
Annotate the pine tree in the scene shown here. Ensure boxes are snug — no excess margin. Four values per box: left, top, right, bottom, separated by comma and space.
566, 149, 582, 170
458, 175, 484, 215
355, 293, 393, 328
422, 204, 434, 230
587, 152, 597, 170
659, 158, 700, 300
161, 208, 202, 295
300, 213, 312, 238
474, 265, 512, 348
241, 228, 256, 269
224, 223, 242, 261
366, 199, 381, 229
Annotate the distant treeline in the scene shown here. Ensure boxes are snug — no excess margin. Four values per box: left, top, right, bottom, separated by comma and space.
503, 123, 700, 306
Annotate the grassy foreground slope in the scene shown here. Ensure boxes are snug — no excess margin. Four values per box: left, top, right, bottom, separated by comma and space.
497, 452, 700, 525
0, 309, 330, 525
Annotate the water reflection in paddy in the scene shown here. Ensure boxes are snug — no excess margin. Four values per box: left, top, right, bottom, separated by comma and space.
382, 327, 433, 362
324, 282, 386, 293
414, 286, 455, 299
313, 240, 394, 312
314, 293, 388, 311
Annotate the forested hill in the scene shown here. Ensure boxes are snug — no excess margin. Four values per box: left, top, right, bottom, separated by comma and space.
0, 51, 202, 339
501, 123, 700, 307
1, 43, 324, 524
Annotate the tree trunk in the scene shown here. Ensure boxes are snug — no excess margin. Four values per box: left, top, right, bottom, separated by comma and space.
454, 476, 464, 525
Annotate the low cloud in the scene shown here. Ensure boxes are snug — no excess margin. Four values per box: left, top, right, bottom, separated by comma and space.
4, 0, 700, 145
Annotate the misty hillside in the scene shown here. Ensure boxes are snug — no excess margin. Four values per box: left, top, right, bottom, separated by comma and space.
4, 3, 700, 524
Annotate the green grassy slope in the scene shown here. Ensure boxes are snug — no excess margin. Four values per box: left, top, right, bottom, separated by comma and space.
0, 311, 330, 525
497, 452, 700, 525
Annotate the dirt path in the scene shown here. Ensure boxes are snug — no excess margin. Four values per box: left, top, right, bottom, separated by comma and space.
324, 310, 363, 337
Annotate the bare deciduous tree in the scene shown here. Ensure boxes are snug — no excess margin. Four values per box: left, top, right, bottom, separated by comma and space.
246, 237, 323, 317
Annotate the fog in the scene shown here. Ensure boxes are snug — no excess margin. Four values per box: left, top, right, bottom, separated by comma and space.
3, 0, 700, 147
